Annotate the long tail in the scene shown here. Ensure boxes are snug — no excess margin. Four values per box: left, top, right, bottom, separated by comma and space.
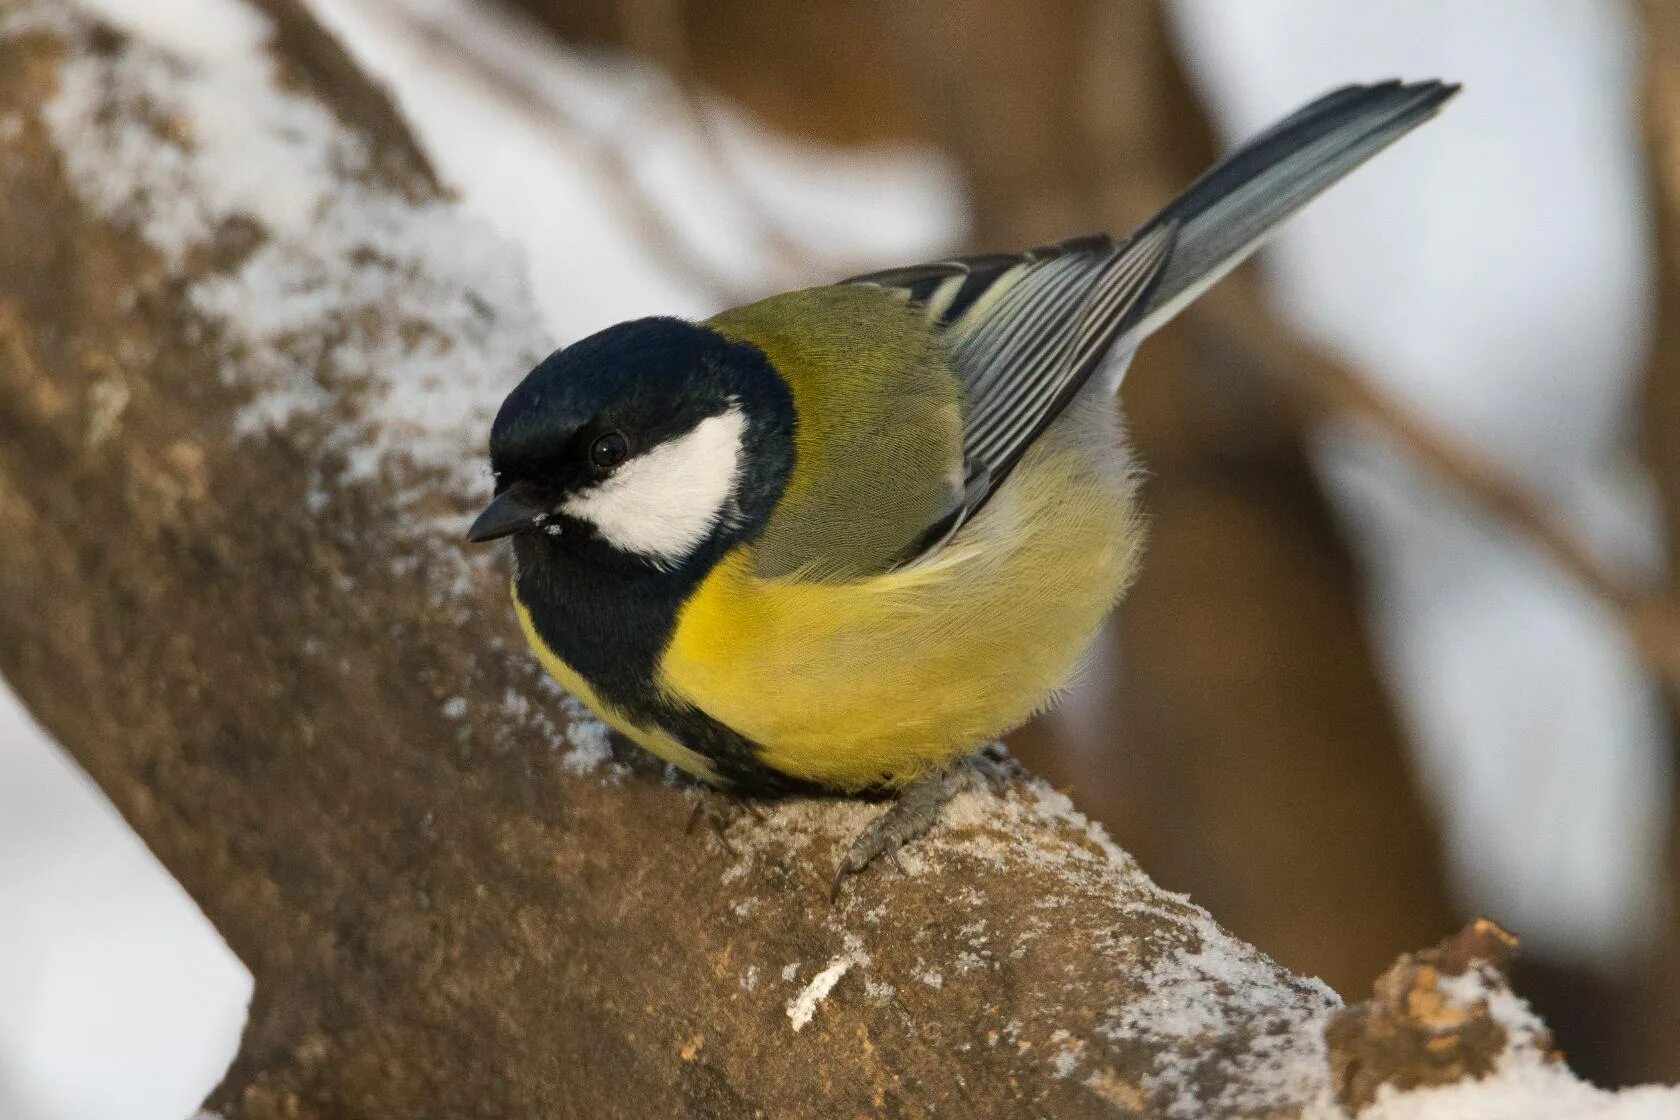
1126, 79, 1458, 342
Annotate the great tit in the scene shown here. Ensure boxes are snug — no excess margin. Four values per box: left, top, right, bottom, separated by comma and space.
468, 80, 1457, 882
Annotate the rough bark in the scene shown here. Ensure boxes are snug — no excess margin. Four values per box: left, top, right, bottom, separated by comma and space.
0, 2, 1629, 1117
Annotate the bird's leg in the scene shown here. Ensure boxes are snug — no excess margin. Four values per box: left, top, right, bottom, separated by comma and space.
831, 770, 956, 900
684, 788, 765, 856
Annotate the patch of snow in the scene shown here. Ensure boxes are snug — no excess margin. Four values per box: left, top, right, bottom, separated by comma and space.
786, 952, 859, 1033
1114, 935, 1339, 1119
1435, 967, 1549, 1050
1125, 948, 1296, 1040
560, 715, 613, 775
1348, 1054, 1680, 1120
37, 0, 550, 509
927, 768, 1343, 1116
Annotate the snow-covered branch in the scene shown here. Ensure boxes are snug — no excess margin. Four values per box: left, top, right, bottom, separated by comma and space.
0, 1, 1672, 1116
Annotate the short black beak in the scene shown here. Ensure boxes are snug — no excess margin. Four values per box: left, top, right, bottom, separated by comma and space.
466, 490, 544, 543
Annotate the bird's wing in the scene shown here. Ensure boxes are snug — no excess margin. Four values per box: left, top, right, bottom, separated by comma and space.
850, 79, 1458, 560
708, 286, 970, 581
845, 225, 1175, 557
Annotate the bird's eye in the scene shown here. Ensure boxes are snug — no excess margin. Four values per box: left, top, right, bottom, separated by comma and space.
589, 431, 630, 469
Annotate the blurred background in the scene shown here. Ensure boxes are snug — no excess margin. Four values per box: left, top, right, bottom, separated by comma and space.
5, 0, 1680, 1115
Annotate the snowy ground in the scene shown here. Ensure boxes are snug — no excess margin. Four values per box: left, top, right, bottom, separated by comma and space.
1, 0, 1675, 1116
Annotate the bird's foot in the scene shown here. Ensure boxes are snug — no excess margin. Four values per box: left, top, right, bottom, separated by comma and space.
684, 788, 765, 857
830, 770, 956, 901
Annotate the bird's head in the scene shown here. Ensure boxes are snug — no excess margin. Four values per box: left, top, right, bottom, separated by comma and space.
467, 317, 794, 572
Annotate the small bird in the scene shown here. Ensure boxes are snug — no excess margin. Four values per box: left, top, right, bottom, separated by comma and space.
468, 80, 1457, 889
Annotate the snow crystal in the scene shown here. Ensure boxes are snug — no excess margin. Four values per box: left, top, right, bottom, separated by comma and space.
1049, 1029, 1083, 1079
1436, 967, 1550, 1050
862, 977, 895, 1003
560, 716, 613, 776
786, 953, 857, 1033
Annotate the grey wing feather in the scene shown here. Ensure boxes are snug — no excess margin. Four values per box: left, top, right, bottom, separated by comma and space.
845, 78, 1458, 561
847, 228, 1175, 555
1130, 78, 1458, 338
957, 225, 1174, 469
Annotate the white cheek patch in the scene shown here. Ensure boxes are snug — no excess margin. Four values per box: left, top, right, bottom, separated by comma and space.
562, 408, 747, 566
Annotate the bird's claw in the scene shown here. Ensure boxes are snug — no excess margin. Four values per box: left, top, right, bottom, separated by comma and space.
684, 789, 764, 857
828, 771, 955, 902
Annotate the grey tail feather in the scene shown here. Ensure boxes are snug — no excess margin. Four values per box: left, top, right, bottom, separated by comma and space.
1125, 79, 1459, 342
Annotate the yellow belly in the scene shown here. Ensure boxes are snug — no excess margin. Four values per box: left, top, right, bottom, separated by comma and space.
658, 399, 1141, 791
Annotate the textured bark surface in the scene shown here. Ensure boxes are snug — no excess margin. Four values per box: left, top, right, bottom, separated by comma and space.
0, 1, 1611, 1117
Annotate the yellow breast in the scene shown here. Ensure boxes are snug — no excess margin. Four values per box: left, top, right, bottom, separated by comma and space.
658, 395, 1141, 791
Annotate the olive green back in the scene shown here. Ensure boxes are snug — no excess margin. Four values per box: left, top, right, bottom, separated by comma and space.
708, 286, 964, 580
